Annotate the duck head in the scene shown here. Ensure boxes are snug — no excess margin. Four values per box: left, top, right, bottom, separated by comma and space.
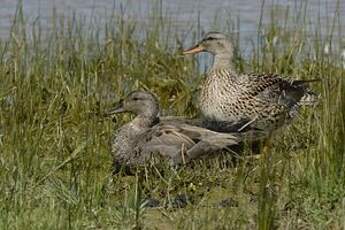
183, 32, 233, 56
106, 91, 159, 119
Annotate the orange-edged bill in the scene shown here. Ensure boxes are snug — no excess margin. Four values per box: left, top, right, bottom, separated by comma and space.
182, 44, 204, 55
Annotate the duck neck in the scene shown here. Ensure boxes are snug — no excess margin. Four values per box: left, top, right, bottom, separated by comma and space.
131, 114, 159, 130
212, 52, 233, 70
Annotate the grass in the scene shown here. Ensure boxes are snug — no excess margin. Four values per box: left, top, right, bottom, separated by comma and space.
0, 1, 345, 229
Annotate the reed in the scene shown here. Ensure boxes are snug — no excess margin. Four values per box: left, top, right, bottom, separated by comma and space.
0, 1, 344, 229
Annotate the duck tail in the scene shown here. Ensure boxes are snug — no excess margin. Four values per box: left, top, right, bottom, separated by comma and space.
291, 78, 321, 86
299, 91, 320, 106
290, 78, 321, 106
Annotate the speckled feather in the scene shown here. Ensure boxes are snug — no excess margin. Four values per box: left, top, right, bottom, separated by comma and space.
199, 69, 318, 132
184, 32, 319, 133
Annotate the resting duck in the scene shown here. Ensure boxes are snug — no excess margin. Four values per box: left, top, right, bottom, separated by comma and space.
183, 32, 319, 133
106, 90, 239, 170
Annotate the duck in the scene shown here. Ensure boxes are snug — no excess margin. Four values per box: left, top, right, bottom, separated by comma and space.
105, 90, 241, 171
183, 32, 319, 133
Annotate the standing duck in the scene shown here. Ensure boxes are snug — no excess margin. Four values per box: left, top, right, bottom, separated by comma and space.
105, 90, 240, 170
183, 32, 319, 133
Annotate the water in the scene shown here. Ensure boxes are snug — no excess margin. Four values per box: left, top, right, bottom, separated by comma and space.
0, 0, 343, 49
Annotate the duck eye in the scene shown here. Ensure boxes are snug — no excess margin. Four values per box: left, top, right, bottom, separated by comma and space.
207, 37, 217, 41
132, 97, 140, 101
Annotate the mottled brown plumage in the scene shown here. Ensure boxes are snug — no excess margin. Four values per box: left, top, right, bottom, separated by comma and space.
183, 32, 319, 133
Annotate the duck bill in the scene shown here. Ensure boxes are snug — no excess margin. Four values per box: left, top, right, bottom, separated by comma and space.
104, 101, 125, 116
182, 44, 205, 55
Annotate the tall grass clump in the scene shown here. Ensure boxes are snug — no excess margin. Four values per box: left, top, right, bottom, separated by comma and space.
0, 3, 196, 229
0, 1, 344, 229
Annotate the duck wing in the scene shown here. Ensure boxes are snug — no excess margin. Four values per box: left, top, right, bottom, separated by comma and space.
160, 115, 260, 133
242, 73, 320, 106
140, 123, 240, 165
171, 123, 267, 162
